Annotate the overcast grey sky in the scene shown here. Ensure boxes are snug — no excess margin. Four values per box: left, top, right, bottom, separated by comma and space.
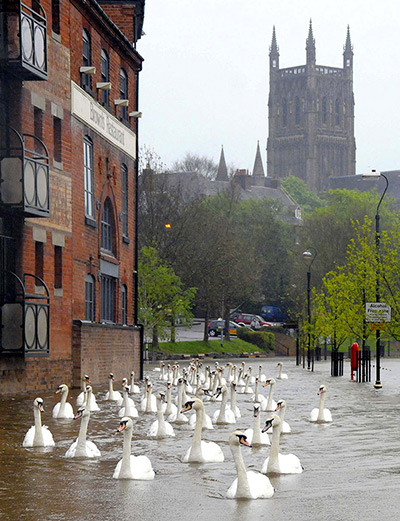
138, 0, 400, 175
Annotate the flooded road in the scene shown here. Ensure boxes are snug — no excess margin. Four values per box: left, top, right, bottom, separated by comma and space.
1, 357, 400, 521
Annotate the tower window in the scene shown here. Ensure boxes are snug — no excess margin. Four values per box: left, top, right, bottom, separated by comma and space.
83, 136, 94, 219
119, 68, 128, 120
53, 117, 62, 163
82, 29, 92, 91
100, 275, 115, 322
101, 49, 110, 106
54, 246, 62, 288
85, 274, 95, 321
101, 198, 114, 254
35, 241, 44, 280
52, 0, 60, 35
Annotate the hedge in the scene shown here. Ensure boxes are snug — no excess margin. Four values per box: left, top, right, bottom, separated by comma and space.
237, 327, 275, 351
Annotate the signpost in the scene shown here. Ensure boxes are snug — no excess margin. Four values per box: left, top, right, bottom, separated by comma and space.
365, 302, 391, 323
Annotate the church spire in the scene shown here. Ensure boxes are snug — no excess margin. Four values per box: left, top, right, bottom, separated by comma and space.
252, 141, 265, 179
343, 25, 353, 69
306, 19, 316, 65
269, 26, 279, 70
216, 145, 228, 181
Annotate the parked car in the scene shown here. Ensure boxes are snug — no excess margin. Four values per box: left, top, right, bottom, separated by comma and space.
231, 313, 272, 328
208, 320, 239, 337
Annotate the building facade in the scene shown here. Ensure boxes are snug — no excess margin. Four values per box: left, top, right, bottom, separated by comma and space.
267, 22, 356, 192
0, 0, 145, 393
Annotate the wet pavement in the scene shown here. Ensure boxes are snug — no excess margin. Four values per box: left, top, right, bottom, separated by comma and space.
1, 357, 400, 521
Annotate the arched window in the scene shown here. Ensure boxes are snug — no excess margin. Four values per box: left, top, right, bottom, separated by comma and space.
82, 29, 91, 91
119, 68, 128, 120
282, 98, 287, 127
121, 285, 127, 325
322, 97, 328, 124
101, 197, 115, 254
101, 49, 109, 105
85, 274, 95, 321
295, 97, 301, 125
83, 136, 94, 219
335, 98, 341, 125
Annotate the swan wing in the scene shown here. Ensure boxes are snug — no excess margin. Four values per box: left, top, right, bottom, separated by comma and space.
323, 409, 333, 422
226, 478, 238, 498
246, 471, 274, 499
200, 440, 224, 463
310, 408, 319, 422
85, 440, 101, 457
148, 420, 159, 437
130, 455, 155, 480
282, 421, 291, 434
65, 439, 78, 458
52, 403, 60, 418
22, 426, 35, 447
278, 453, 303, 474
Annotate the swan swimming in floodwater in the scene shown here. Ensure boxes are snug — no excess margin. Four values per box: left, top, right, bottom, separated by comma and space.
65, 404, 101, 458
182, 398, 224, 463
227, 381, 241, 418
226, 430, 274, 499
76, 375, 91, 406
130, 371, 141, 394
52, 384, 74, 419
275, 399, 291, 434
276, 362, 288, 380
140, 381, 157, 413
261, 415, 303, 475
113, 417, 155, 480
105, 373, 122, 403
212, 385, 236, 425
119, 386, 139, 418
263, 378, 277, 411
148, 392, 175, 438
244, 403, 270, 446
23, 398, 55, 448
188, 387, 213, 430
310, 384, 332, 423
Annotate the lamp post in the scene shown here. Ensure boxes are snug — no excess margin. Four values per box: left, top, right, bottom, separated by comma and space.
303, 247, 317, 371
362, 170, 389, 389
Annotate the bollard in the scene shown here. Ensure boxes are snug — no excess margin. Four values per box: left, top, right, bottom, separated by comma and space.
350, 342, 359, 381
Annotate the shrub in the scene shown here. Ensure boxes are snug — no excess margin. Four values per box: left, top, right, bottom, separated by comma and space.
237, 327, 275, 351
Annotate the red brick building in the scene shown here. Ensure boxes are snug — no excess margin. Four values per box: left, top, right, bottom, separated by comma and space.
0, 0, 145, 394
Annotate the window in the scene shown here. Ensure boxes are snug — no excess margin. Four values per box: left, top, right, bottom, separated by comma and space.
121, 164, 128, 238
52, 0, 60, 35
119, 68, 128, 120
85, 274, 95, 321
83, 136, 94, 219
101, 49, 109, 106
34, 107, 43, 153
121, 285, 127, 325
54, 246, 62, 288
35, 241, 44, 280
322, 97, 328, 124
53, 117, 62, 163
295, 97, 301, 125
82, 29, 92, 91
282, 98, 287, 127
100, 275, 114, 322
101, 198, 114, 253
335, 99, 341, 125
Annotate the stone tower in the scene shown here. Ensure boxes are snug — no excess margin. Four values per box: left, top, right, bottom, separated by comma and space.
266, 22, 356, 192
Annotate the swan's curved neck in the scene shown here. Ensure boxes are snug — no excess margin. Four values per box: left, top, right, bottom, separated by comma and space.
244, 374, 250, 392
268, 423, 281, 471
254, 380, 259, 400
130, 373, 135, 388
191, 405, 204, 460
252, 413, 261, 445
267, 384, 275, 408
146, 388, 152, 411
119, 426, 133, 478
318, 393, 326, 420
165, 387, 173, 415
59, 389, 68, 414
219, 389, 228, 416
278, 365, 283, 378
109, 379, 114, 394
33, 406, 44, 446
76, 412, 90, 451
231, 443, 251, 498
230, 387, 237, 410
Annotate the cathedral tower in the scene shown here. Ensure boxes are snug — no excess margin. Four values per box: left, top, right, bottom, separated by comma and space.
267, 22, 356, 192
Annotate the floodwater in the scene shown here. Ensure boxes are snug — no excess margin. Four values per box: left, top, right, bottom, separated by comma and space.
1, 357, 400, 521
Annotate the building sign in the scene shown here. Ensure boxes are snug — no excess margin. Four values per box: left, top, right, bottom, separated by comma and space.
365, 302, 391, 323
71, 81, 136, 159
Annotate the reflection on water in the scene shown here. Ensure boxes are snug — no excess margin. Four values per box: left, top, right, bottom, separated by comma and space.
2, 358, 400, 521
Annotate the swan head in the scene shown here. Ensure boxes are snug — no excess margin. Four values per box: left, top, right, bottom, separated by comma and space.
229, 430, 252, 448
55, 384, 68, 394
157, 392, 166, 403
109, 373, 114, 380
181, 397, 202, 413
262, 414, 281, 433
214, 386, 222, 399
275, 399, 286, 411
146, 381, 153, 392
277, 362, 283, 367
85, 384, 93, 396
122, 378, 128, 387
83, 374, 90, 382
74, 406, 88, 420
230, 381, 237, 391
318, 385, 327, 395
166, 381, 172, 389
264, 378, 276, 388
117, 417, 133, 433
123, 385, 131, 395
34, 397, 44, 412
253, 403, 261, 417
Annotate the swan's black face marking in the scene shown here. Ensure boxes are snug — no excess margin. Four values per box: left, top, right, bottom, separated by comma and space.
262, 418, 274, 433
253, 405, 260, 417
167, 382, 172, 389
74, 408, 84, 420
317, 386, 326, 395
159, 392, 166, 403
109, 373, 114, 380
56, 385, 62, 394
124, 386, 130, 393
118, 419, 128, 432
84, 375, 90, 382
275, 400, 283, 411
237, 433, 251, 447
215, 387, 222, 398
122, 378, 128, 387
36, 399, 45, 412
231, 382, 236, 390
182, 400, 195, 413
203, 389, 212, 396
264, 380, 271, 387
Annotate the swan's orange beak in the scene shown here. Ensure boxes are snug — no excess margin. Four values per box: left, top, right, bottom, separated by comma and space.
55, 388, 61, 394
238, 435, 251, 447
118, 422, 127, 432
181, 403, 192, 413
38, 404, 45, 412
264, 382, 270, 387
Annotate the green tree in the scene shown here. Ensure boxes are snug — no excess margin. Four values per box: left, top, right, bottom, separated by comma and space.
281, 175, 324, 214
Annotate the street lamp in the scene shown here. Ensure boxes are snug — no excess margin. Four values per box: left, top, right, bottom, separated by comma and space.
303, 247, 318, 371
362, 169, 389, 389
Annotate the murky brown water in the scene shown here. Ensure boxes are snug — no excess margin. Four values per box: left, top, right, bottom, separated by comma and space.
1, 357, 400, 521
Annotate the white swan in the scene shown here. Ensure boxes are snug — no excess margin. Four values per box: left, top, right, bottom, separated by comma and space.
113, 417, 155, 480
227, 381, 241, 418
148, 392, 175, 438
275, 399, 291, 434
261, 415, 303, 475
164, 381, 178, 421
119, 386, 139, 418
23, 398, 55, 448
188, 388, 213, 430
65, 406, 101, 458
52, 384, 74, 419
120, 379, 136, 407
310, 384, 332, 423
76, 375, 90, 406
276, 362, 288, 380
251, 378, 268, 411
130, 371, 141, 394
212, 385, 236, 425
171, 379, 189, 423
244, 403, 270, 446
226, 430, 274, 499
239, 370, 254, 394
140, 381, 157, 413
105, 373, 122, 403
263, 378, 277, 411
182, 398, 224, 463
